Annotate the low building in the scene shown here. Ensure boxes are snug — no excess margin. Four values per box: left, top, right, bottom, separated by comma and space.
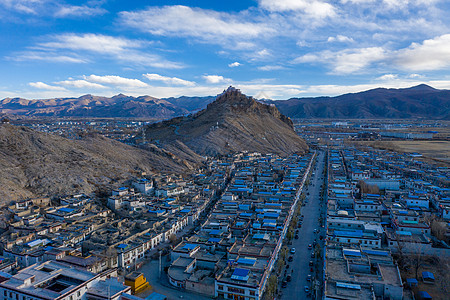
0, 260, 127, 300
124, 272, 149, 295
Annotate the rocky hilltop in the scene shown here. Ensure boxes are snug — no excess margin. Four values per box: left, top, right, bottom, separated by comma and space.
0, 124, 192, 203
142, 87, 308, 157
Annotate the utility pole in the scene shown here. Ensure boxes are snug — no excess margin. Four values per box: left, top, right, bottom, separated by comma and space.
159, 250, 162, 279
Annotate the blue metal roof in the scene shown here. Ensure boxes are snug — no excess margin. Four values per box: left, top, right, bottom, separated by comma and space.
145, 292, 167, 300
422, 271, 435, 280
117, 244, 128, 249
57, 207, 74, 213
208, 237, 221, 243
334, 230, 363, 237
182, 243, 198, 250
237, 258, 256, 265
343, 249, 361, 257
363, 249, 389, 256
336, 282, 361, 290
232, 268, 249, 280
418, 291, 432, 299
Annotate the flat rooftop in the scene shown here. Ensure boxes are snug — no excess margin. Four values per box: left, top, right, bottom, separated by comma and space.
0, 261, 96, 299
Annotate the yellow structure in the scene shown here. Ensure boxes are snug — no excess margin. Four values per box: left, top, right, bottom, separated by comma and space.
124, 272, 150, 294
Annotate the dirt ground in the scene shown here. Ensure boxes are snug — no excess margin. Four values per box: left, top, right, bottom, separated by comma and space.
399, 256, 450, 300
359, 140, 450, 166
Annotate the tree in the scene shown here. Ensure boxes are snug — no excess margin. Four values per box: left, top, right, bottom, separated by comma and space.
264, 274, 278, 300
431, 219, 447, 242
168, 234, 178, 245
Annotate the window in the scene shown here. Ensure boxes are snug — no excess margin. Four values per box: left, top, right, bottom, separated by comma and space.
250, 290, 255, 296
218, 285, 223, 290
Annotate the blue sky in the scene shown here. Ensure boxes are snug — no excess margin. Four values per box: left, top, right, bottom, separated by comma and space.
2, 0, 450, 99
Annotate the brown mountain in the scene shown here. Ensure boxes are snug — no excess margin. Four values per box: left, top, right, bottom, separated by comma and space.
142, 87, 308, 157
0, 94, 189, 118
0, 124, 192, 203
267, 84, 450, 119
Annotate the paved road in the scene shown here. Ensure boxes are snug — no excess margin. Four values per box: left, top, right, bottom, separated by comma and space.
281, 151, 326, 299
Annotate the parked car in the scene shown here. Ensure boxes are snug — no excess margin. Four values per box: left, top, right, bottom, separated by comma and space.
311, 252, 315, 258
307, 275, 312, 281
308, 244, 312, 250
295, 234, 299, 239
282, 281, 287, 288
309, 260, 314, 266
290, 248, 296, 254
286, 264, 290, 269
287, 275, 292, 282
304, 286, 310, 292
288, 256, 293, 262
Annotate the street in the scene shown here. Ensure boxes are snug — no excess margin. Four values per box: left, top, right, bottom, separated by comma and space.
281, 151, 326, 299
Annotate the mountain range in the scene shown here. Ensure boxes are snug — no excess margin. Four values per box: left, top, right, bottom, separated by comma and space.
0, 94, 214, 119
266, 84, 450, 119
1, 84, 448, 120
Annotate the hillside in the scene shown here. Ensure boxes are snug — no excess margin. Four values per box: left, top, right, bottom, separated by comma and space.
269, 84, 450, 119
142, 87, 308, 157
0, 124, 192, 203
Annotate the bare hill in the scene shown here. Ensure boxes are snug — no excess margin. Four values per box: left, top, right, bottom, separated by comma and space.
142, 87, 308, 157
0, 124, 192, 203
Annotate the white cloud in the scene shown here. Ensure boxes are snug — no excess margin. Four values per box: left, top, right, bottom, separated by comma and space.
84, 75, 148, 88
249, 49, 272, 62
0, 0, 44, 14
202, 75, 231, 84
395, 34, 450, 71
294, 47, 386, 74
56, 80, 106, 89
143, 73, 195, 86
377, 74, 398, 80
40, 34, 140, 55
228, 62, 241, 67
119, 6, 273, 48
258, 0, 336, 18
327, 35, 354, 43
9, 51, 87, 63
258, 65, 286, 71
54, 5, 106, 18
25, 33, 183, 69
408, 73, 423, 78
28, 81, 66, 91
